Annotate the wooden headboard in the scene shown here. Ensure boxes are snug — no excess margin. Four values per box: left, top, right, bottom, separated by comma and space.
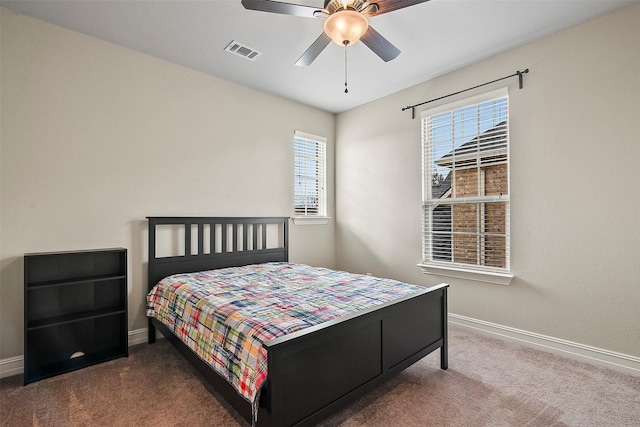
147, 217, 289, 290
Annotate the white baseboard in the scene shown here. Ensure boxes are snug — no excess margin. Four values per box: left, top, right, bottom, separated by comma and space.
4, 321, 639, 379
0, 356, 24, 379
0, 327, 151, 380
127, 327, 149, 347
449, 313, 640, 376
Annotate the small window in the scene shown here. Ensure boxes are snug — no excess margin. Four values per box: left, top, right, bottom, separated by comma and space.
421, 88, 511, 279
294, 131, 327, 218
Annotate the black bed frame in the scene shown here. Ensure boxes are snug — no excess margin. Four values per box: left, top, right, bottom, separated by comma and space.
147, 216, 448, 427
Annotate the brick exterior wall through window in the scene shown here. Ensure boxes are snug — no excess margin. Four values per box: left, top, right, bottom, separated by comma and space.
451, 163, 507, 268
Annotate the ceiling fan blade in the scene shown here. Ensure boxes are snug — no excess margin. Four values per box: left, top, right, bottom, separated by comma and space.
295, 32, 331, 66
360, 26, 400, 62
241, 0, 323, 18
368, 0, 430, 16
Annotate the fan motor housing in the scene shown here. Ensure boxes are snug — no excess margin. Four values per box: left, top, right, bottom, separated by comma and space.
325, 0, 368, 14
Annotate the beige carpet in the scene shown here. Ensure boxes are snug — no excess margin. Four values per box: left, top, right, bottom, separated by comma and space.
1, 325, 639, 426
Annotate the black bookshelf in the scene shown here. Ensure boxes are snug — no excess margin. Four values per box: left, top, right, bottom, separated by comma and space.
23, 248, 128, 385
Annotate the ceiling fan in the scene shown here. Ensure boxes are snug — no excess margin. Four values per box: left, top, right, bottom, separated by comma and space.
241, 0, 431, 66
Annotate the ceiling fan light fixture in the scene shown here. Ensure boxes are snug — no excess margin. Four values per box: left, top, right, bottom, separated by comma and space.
324, 10, 369, 46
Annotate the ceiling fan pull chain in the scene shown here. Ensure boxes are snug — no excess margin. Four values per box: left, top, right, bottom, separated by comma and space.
344, 41, 349, 94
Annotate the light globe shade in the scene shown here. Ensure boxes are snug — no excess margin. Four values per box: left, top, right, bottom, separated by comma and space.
323, 10, 369, 46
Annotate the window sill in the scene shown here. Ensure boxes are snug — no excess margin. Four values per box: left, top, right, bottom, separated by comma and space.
292, 217, 331, 226
418, 263, 514, 286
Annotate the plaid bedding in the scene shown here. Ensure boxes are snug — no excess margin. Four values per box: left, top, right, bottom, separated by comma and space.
146, 262, 424, 406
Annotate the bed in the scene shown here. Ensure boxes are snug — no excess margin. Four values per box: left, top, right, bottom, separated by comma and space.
146, 216, 448, 427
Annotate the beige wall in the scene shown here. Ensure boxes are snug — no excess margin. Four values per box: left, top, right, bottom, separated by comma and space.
336, 3, 640, 357
2, 3, 639, 364
0, 9, 336, 360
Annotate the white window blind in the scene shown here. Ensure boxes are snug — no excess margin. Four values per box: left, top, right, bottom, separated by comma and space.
294, 131, 327, 217
422, 88, 510, 273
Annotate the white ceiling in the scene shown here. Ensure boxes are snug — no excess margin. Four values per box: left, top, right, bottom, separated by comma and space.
2, 0, 636, 113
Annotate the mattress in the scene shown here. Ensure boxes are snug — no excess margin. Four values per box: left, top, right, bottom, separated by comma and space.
146, 262, 424, 406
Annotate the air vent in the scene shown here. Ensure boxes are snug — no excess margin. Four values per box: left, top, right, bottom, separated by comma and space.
224, 40, 262, 61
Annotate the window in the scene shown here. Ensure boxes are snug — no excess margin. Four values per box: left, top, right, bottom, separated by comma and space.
294, 131, 327, 219
421, 88, 511, 283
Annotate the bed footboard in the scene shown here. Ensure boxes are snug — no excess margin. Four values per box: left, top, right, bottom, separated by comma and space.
261, 284, 448, 427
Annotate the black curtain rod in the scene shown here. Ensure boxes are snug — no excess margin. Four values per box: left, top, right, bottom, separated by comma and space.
402, 68, 529, 119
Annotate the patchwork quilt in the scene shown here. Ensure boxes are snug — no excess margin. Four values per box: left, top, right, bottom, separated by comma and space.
146, 262, 424, 407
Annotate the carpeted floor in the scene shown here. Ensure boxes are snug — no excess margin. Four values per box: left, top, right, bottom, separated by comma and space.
1, 325, 639, 426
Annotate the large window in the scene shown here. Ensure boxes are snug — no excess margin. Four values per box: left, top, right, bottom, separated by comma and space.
294, 131, 327, 218
421, 88, 510, 278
